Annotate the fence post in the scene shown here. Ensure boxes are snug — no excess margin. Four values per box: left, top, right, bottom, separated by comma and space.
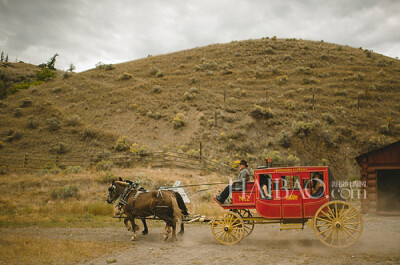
23, 153, 27, 169
312, 92, 315, 110
224, 88, 226, 102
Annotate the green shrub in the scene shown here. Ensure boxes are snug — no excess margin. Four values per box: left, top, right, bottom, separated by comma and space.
96, 160, 114, 171
276, 75, 288, 85
51, 185, 79, 199
130, 143, 150, 156
153, 85, 162, 94
64, 165, 82, 174
278, 130, 291, 148
302, 76, 320, 85
173, 113, 185, 129
322, 113, 335, 124
250, 105, 274, 120
284, 100, 295, 110
147, 111, 161, 119
66, 115, 80, 126
114, 136, 130, 151
287, 154, 300, 166
13, 108, 23, 117
118, 72, 132, 80
292, 121, 313, 137
20, 98, 32, 107
46, 117, 61, 131
36, 68, 56, 81
5, 131, 22, 142
99, 171, 117, 183
50, 143, 67, 154
263, 150, 283, 164
81, 126, 98, 139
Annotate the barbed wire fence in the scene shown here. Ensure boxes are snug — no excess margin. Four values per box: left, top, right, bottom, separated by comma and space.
0, 150, 236, 174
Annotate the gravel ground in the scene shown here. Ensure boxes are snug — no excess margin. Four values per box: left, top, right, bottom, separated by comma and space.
2, 214, 399, 265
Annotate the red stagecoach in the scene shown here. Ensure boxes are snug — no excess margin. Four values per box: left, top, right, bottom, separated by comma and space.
211, 166, 363, 248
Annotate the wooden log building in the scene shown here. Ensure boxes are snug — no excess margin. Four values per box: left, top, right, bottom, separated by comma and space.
355, 140, 400, 214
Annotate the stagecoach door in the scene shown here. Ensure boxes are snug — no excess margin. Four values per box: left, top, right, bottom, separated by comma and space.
280, 174, 305, 219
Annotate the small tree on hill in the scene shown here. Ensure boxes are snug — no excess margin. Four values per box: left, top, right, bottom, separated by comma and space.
46, 53, 59, 70
0, 52, 4, 62
5, 54, 8, 62
68, 63, 75, 72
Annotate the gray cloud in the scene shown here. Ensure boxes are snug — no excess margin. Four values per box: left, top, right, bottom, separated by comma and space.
1, 0, 399, 72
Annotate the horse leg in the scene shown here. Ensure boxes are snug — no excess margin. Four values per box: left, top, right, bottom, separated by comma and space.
124, 218, 132, 231
178, 222, 184, 235
141, 218, 148, 235
171, 220, 177, 241
163, 224, 172, 240
130, 218, 139, 241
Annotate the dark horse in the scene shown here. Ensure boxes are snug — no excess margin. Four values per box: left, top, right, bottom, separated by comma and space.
107, 180, 183, 241
117, 178, 188, 235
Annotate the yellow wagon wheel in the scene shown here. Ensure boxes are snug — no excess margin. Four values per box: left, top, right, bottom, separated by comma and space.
211, 211, 244, 245
313, 201, 363, 248
231, 209, 255, 237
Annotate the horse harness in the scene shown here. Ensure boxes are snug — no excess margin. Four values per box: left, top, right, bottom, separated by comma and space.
117, 184, 168, 217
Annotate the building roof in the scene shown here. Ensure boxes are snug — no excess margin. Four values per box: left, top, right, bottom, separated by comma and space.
355, 140, 400, 165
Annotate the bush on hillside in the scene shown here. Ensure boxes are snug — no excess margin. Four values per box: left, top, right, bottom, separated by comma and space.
292, 121, 313, 137
36, 68, 56, 81
64, 165, 82, 174
173, 113, 186, 129
278, 130, 291, 148
51, 185, 79, 200
47, 117, 61, 131
118, 72, 132, 80
114, 136, 130, 151
250, 105, 274, 120
96, 160, 114, 171
276, 75, 288, 85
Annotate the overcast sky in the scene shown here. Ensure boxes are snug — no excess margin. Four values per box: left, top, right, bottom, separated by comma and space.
1, 0, 399, 72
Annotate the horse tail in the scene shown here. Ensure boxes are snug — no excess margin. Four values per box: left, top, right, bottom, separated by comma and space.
174, 191, 189, 216
171, 195, 183, 223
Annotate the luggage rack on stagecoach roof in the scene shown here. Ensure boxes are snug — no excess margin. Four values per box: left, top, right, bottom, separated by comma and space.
256, 159, 329, 169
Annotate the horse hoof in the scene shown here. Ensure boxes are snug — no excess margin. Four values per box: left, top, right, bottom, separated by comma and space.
142, 230, 148, 235
178, 231, 184, 236
163, 235, 169, 241
130, 236, 137, 241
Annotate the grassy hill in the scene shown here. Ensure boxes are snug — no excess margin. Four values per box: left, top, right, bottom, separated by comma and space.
1, 37, 399, 177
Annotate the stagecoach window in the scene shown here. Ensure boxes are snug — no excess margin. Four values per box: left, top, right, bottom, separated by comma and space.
273, 180, 280, 191
259, 174, 272, 199
303, 179, 310, 189
281, 175, 301, 190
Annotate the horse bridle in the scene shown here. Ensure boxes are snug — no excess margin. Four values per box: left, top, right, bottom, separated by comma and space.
107, 184, 118, 204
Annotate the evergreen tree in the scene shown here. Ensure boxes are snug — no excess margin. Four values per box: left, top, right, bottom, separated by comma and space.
0, 52, 3, 62
5, 54, 8, 62
68, 63, 75, 72
46, 53, 59, 70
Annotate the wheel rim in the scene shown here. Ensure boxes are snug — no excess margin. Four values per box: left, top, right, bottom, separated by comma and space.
232, 209, 255, 237
212, 212, 244, 245
313, 201, 363, 248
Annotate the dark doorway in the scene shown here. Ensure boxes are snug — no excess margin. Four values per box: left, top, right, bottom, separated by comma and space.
377, 170, 400, 212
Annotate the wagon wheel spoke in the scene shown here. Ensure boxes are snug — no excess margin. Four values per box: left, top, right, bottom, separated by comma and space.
211, 212, 244, 245
319, 210, 334, 221
314, 201, 363, 248
323, 227, 334, 242
342, 226, 358, 240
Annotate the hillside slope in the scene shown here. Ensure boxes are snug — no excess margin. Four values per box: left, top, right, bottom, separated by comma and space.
1, 38, 399, 177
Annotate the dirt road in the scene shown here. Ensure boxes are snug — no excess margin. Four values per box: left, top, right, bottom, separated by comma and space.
2, 215, 400, 265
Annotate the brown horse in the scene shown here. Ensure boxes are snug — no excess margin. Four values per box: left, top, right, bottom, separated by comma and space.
107, 180, 182, 241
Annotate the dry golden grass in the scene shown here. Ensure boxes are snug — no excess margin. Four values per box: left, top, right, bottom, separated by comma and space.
0, 234, 130, 265
0, 167, 229, 227
0, 167, 230, 264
